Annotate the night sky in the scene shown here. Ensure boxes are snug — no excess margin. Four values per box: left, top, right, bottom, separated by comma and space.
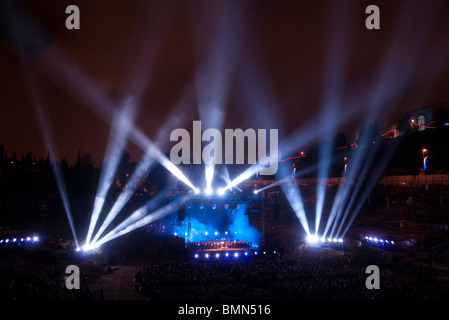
1, 0, 449, 165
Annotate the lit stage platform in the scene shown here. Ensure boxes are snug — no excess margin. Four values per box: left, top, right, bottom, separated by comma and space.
165, 191, 264, 250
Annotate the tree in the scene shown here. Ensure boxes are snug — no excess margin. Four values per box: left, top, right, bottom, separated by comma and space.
433, 105, 449, 127
332, 133, 348, 150
356, 121, 381, 148
396, 113, 412, 135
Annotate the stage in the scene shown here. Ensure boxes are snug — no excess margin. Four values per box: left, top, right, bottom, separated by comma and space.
167, 191, 264, 252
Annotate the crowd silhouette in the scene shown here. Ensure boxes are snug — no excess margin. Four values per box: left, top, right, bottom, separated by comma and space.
0, 260, 104, 300
1, 250, 448, 300
133, 255, 448, 300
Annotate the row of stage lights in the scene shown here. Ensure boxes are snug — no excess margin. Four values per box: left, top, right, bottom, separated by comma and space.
194, 250, 277, 260
189, 204, 236, 210
175, 231, 241, 237
306, 235, 344, 244
364, 236, 395, 246
0, 236, 39, 245
193, 188, 260, 196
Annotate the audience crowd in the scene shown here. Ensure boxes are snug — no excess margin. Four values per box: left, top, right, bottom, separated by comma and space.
0, 260, 104, 300
1, 249, 448, 300
133, 256, 449, 300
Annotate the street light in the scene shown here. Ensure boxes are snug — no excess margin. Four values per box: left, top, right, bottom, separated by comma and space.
422, 148, 428, 173
344, 157, 348, 176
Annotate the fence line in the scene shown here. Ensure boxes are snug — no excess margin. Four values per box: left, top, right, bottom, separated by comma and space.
245, 174, 449, 189
379, 175, 449, 186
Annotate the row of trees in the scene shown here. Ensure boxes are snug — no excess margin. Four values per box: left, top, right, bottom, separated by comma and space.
0, 148, 168, 238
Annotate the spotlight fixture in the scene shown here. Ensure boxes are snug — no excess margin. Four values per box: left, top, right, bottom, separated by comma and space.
364, 235, 394, 246
82, 242, 100, 252
307, 235, 319, 243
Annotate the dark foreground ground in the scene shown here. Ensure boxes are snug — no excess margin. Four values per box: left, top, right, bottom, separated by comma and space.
2, 231, 449, 301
